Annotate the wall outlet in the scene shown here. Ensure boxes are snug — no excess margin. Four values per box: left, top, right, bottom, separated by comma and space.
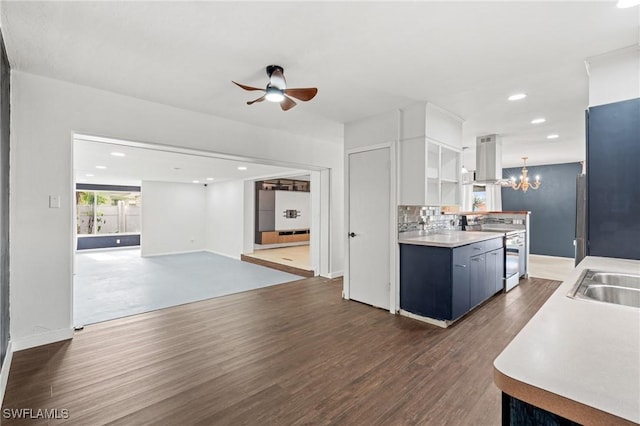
49, 195, 60, 209
116, 239, 120, 244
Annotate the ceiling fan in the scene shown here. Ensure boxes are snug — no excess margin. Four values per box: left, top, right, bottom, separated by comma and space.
232, 65, 318, 111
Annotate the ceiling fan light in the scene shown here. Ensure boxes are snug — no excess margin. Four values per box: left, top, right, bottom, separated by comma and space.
265, 86, 285, 103
508, 93, 527, 101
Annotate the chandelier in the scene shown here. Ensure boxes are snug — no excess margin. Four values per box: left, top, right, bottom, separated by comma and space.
508, 157, 540, 192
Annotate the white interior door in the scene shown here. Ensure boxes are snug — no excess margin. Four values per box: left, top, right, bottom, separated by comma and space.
348, 147, 390, 309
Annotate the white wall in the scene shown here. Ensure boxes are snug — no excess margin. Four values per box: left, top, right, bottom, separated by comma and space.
205, 180, 244, 259
344, 109, 400, 150
242, 180, 255, 256
274, 190, 310, 231
141, 181, 206, 256
9, 71, 343, 349
587, 45, 640, 107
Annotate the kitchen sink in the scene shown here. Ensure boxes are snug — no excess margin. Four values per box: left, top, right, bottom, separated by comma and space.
568, 269, 640, 309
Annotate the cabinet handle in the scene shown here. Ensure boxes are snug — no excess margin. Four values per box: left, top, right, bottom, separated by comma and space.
472, 258, 481, 261
491, 252, 497, 256
473, 247, 482, 250
455, 264, 467, 268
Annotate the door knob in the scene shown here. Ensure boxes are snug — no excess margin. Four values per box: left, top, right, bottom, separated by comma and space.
349, 232, 357, 238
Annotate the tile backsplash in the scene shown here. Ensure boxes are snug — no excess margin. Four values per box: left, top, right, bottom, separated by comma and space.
398, 205, 460, 234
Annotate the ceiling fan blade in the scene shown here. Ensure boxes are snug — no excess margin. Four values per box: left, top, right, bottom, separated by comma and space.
280, 96, 297, 111
232, 81, 265, 92
284, 87, 318, 102
247, 95, 266, 105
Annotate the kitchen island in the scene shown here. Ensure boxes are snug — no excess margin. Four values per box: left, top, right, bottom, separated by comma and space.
494, 256, 640, 425
399, 230, 505, 327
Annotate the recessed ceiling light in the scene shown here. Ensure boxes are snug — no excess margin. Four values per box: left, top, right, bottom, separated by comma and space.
547, 134, 559, 139
110, 152, 126, 157
206, 177, 214, 181
95, 165, 107, 169
192, 180, 200, 184
531, 118, 546, 124
237, 166, 247, 171
617, 0, 640, 8
508, 93, 527, 101
85, 173, 94, 177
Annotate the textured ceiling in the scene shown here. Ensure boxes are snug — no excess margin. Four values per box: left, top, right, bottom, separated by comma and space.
2, 1, 639, 169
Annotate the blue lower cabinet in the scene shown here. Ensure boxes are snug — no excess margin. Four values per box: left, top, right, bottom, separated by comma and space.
451, 247, 471, 320
469, 253, 486, 308
400, 244, 453, 319
400, 238, 503, 321
502, 393, 579, 426
488, 248, 504, 294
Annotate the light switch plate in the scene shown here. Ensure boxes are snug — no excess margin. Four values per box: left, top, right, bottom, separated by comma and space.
49, 195, 61, 208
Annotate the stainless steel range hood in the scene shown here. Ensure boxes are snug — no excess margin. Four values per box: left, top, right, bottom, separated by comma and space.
474, 134, 502, 183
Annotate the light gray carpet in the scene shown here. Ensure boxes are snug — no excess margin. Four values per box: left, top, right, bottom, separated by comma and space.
74, 249, 302, 326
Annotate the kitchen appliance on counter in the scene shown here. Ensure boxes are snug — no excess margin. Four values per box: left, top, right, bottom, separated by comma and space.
461, 212, 530, 292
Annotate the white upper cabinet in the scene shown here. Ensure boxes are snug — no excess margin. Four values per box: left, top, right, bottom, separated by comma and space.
399, 102, 463, 206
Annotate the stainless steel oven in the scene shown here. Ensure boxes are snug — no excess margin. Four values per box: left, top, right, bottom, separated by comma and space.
505, 231, 526, 291
461, 212, 530, 292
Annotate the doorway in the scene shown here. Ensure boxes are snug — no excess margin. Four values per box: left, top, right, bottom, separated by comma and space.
242, 175, 314, 277
72, 134, 330, 326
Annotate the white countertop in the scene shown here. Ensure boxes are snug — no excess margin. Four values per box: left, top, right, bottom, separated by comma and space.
398, 230, 504, 248
494, 256, 640, 423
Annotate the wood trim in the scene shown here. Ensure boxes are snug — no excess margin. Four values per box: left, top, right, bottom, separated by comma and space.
494, 367, 637, 426
240, 254, 314, 278
260, 231, 279, 245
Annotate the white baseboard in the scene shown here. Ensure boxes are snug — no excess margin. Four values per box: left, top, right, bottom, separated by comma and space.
323, 270, 344, 279
0, 341, 13, 408
11, 327, 74, 352
399, 309, 450, 328
141, 249, 205, 258
205, 250, 241, 260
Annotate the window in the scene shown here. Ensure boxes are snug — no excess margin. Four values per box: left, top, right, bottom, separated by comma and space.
472, 185, 487, 211
76, 191, 141, 235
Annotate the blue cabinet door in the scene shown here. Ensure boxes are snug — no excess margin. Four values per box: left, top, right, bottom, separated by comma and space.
469, 254, 486, 308
587, 98, 640, 260
486, 248, 504, 295
452, 246, 470, 320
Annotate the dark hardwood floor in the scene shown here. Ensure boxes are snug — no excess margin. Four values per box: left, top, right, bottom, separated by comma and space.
2, 276, 560, 425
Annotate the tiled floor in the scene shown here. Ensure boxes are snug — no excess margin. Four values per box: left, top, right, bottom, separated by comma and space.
74, 249, 302, 327
244, 245, 311, 271
529, 254, 575, 281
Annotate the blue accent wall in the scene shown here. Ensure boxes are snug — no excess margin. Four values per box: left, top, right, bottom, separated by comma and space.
502, 162, 582, 258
